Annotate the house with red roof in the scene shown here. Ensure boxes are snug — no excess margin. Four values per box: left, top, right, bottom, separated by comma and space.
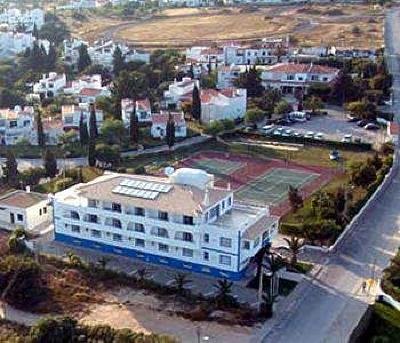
201, 88, 247, 123
61, 103, 104, 132
261, 63, 339, 94
151, 111, 187, 138
0, 105, 35, 145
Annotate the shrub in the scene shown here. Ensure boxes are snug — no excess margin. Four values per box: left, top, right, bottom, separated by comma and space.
204, 121, 225, 136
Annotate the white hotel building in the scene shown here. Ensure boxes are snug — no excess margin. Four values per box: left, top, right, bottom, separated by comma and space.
53, 169, 278, 280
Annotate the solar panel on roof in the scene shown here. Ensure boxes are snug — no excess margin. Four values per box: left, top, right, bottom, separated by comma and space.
119, 179, 172, 193
112, 185, 159, 200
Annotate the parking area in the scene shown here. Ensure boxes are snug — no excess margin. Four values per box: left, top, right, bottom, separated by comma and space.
262, 107, 386, 144
236, 168, 319, 205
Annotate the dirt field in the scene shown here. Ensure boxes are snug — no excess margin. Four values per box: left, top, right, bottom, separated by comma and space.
63, 4, 384, 49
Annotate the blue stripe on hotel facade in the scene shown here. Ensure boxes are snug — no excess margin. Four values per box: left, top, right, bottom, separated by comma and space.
55, 232, 250, 280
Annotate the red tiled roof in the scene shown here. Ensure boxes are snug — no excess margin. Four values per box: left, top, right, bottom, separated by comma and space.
200, 89, 220, 103
136, 98, 151, 112
389, 122, 400, 135
268, 63, 338, 74
152, 112, 185, 125
79, 88, 102, 96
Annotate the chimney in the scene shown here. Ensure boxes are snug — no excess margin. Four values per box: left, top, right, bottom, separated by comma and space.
227, 183, 231, 191
203, 188, 209, 206
26, 185, 31, 193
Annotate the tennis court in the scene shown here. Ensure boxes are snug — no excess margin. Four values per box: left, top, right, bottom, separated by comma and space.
236, 168, 320, 205
188, 158, 244, 176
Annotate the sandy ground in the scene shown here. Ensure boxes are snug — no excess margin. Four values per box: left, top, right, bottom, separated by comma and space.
79, 287, 255, 343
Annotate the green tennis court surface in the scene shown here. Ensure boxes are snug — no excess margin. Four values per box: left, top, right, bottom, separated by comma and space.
236, 168, 319, 205
189, 158, 244, 176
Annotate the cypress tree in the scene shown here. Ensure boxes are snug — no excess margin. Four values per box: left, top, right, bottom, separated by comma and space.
77, 44, 91, 72
112, 46, 125, 77
47, 44, 57, 70
43, 149, 58, 178
191, 85, 201, 122
36, 110, 45, 148
32, 23, 39, 39
130, 105, 139, 145
4, 150, 18, 187
88, 104, 97, 167
79, 112, 89, 145
166, 112, 175, 150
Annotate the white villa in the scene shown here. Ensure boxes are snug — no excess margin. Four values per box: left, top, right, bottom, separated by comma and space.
261, 63, 340, 94
0, 190, 51, 232
0, 106, 35, 145
163, 78, 200, 109
0, 8, 45, 31
33, 73, 67, 99
217, 65, 242, 89
121, 98, 152, 125
151, 111, 187, 138
0, 32, 49, 58
53, 169, 278, 280
201, 88, 247, 123
62, 104, 104, 131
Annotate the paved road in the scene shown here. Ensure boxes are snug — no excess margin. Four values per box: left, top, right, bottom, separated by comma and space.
252, 7, 400, 343
0, 135, 209, 172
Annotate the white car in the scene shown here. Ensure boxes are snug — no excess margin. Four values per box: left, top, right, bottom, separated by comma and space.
282, 129, 294, 137
272, 128, 283, 136
342, 134, 352, 143
304, 131, 315, 139
315, 132, 324, 140
261, 124, 275, 134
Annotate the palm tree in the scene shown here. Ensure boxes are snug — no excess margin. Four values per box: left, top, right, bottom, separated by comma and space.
213, 279, 236, 308
137, 268, 148, 282
172, 273, 191, 295
97, 256, 112, 270
283, 236, 304, 267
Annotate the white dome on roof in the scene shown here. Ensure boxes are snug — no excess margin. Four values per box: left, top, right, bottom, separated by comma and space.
170, 168, 214, 190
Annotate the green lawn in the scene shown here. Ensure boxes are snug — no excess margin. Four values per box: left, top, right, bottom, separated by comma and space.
360, 303, 400, 342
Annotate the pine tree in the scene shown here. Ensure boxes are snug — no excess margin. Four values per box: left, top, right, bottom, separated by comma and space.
191, 85, 201, 122
79, 112, 89, 145
43, 150, 57, 178
77, 44, 91, 72
130, 105, 139, 145
36, 110, 45, 148
166, 112, 175, 150
4, 150, 18, 187
112, 46, 125, 77
88, 104, 97, 167
32, 23, 39, 39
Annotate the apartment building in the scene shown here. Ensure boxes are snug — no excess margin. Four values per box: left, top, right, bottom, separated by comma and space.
121, 98, 152, 125
53, 169, 278, 280
62, 104, 104, 131
201, 88, 247, 123
33, 73, 67, 99
0, 105, 35, 145
261, 63, 339, 94
0, 8, 45, 31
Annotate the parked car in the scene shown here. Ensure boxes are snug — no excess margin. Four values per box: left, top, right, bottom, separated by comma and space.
272, 128, 284, 136
347, 115, 358, 122
342, 134, 352, 143
315, 132, 325, 140
293, 132, 303, 138
364, 123, 379, 130
357, 119, 369, 127
304, 131, 315, 139
261, 124, 274, 134
329, 150, 340, 160
282, 129, 294, 137
288, 111, 307, 122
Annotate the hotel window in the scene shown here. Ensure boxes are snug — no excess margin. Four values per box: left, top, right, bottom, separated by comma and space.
112, 203, 122, 213
88, 214, 98, 223
311, 75, 319, 81
158, 211, 169, 221
17, 214, 23, 222
219, 255, 231, 266
243, 241, 250, 250
112, 218, 122, 229
43, 207, 47, 214
158, 243, 169, 253
39, 209, 42, 216
91, 229, 101, 238
71, 211, 80, 220
151, 227, 169, 238
183, 215, 194, 225
135, 238, 145, 247
228, 197, 232, 206
71, 225, 80, 233
175, 231, 193, 242
113, 233, 122, 242
209, 205, 220, 219
287, 74, 295, 80
135, 207, 145, 216
204, 233, 209, 243
220, 237, 232, 248
135, 223, 145, 233
182, 248, 193, 258
88, 199, 97, 208
203, 251, 209, 261
222, 201, 225, 210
